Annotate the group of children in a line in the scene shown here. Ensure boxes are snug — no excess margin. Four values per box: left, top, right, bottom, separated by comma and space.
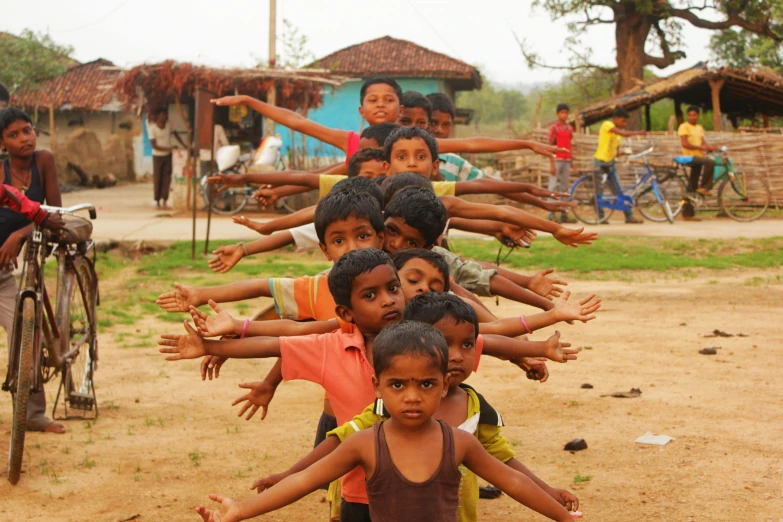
156, 77, 602, 522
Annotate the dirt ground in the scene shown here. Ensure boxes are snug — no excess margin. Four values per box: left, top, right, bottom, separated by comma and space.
1, 266, 782, 522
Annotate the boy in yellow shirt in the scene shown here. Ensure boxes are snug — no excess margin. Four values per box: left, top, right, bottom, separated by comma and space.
593, 108, 646, 224
678, 106, 719, 220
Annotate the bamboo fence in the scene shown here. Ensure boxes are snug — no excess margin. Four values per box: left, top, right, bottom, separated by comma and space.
496, 130, 782, 211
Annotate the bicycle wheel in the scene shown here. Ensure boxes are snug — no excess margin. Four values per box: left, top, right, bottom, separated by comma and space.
638, 172, 687, 222
8, 296, 35, 485
571, 176, 611, 225
58, 260, 98, 415
718, 172, 771, 222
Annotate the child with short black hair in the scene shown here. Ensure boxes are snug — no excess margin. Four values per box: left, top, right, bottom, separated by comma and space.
399, 90, 432, 129
347, 148, 386, 178
548, 104, 575, 224
194, 320, 576, 522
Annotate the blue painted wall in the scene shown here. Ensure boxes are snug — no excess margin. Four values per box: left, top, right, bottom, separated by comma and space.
275, 77, 443, 159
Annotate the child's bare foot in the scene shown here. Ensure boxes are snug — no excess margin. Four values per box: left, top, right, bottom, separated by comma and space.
42, 422, 66, 434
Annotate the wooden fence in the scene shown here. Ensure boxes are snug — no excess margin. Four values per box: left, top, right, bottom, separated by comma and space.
495, 131, 782, 211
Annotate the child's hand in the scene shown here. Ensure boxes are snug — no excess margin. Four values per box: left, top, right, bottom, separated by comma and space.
549, 487, 579, 513
233, 215, 269, 234
196, 493, 240, 522
552, 226, 598, 248
510, 356, 549, 382
201, 355, 227, 380
42, 213, 66, 231
209, 244, 245, 274
211, 95, 249, 107
495, 225, 536, 248
253, 187, 279, 207
528, 268, 566, 300
542, 331, 580, 363
206, 173, 245, 193
250, 471, 288, 493
232, 380, 278, 420
156, 283, 199, 312
552, 291, 601, 323
529, 142, 569, 159
543, 199, 577, 213
527, 185, 572, 200
190, 300, 237, 337
158, 321, 208, 361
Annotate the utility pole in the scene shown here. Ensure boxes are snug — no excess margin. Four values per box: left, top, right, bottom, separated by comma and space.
265, 0, 277, 137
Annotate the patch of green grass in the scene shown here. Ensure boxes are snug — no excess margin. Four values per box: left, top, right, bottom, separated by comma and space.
573, 473, 593, 485
189, 450, 204, 467
450, 236, 783, 274
79, 456, 97, 469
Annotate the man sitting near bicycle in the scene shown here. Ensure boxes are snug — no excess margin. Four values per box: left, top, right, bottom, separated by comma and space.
0, 107, 67, 435
678, 106, 720, 221
593, 108, 646, 224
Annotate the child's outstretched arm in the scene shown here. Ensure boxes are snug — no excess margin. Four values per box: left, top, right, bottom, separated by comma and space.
489, 275, 554, 311
248, 205, 316, 235
480, 265, 567, 301
438, 137, 567, 160
441, 196, 597, 248
207, 171, 322, 191
479, 291, 601, 336
209, 232, 295, 273
453, 179, 570, 200
158, 321, 282, 361
212, 95, 350, 152
458, 431, 574, 521
505, 458, 579, 513
482, 331, 578, 363
448, 217, 536, 248
254, 185, 314, 208
156, 279, 272, 312
498, 191, 576, 214
250, 435, 342, 492
190, 300, 337, 338
196, 432, 368, 522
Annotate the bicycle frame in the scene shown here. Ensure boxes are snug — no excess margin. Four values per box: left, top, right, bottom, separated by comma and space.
2, 225, 60, 396
570, 162, 662, 212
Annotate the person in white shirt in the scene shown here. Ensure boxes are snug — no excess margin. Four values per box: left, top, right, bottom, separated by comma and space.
148, 108, 186, 209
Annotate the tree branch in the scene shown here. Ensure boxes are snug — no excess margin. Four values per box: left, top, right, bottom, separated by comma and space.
513, 31, 617, 73
643, 21, 687, 68
669, 8, 782, 41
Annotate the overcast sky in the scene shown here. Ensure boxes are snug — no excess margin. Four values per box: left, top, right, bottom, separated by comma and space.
4, 0, 719, 86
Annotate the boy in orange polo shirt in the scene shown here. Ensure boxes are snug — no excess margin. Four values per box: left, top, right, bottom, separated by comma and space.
159, 248, 405, 521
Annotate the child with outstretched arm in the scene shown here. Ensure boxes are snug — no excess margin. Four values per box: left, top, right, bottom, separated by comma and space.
195, 321, 576, 522
246, 293, 581, 522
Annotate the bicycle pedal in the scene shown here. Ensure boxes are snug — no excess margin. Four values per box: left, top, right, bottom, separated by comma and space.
67, 392, 95, 411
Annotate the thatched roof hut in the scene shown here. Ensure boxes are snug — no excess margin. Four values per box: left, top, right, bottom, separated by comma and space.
115, 60, 350, 112
576, 63, 783, 131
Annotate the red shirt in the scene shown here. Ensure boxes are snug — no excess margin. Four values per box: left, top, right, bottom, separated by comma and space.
345, 131, 360, 165
548, 121, 573, 161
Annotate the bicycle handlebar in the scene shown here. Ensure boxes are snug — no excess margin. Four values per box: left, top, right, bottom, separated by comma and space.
625, 146, 655, 160
41, 203, 97, 220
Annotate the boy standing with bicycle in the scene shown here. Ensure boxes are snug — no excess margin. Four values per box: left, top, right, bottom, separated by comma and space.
0, 107, 66, 435
593, 108, 646, 224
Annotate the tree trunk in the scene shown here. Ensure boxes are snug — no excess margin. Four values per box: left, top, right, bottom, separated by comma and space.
614, 6, 651, 129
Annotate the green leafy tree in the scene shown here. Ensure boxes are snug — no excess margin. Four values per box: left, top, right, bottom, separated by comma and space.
710, 25, 783, 73
519, 0, 783, 127
278, 18, 314, 68
0, 29, 73, 93
457, 81, 527, 129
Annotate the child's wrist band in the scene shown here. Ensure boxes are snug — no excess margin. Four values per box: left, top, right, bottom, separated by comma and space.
241, 243, 248, 256
240, 319, 250, 339
519, 314, 532, 335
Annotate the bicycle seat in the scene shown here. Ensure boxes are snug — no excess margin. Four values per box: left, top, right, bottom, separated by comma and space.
54, 214, 93, 244
673, 156, 694, 165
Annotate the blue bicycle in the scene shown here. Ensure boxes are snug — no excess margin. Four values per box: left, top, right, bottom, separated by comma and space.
570, 146, 686, 225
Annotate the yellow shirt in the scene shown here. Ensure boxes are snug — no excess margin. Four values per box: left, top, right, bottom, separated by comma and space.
678, 122, 705, 157
319, 174, 456, 198
594, 121, 621, 163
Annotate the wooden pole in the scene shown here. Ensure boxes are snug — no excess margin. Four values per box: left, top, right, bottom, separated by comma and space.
709, 78, 725, 132
265, 0, 277, 138
673, 97, 683, 126
644, 104, 652, 132
49, 100, 57, 153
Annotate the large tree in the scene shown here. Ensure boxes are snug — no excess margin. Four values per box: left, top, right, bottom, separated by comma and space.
710, 2, 783, 73
0, 29, 73, 93
521, 1, 783, 125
